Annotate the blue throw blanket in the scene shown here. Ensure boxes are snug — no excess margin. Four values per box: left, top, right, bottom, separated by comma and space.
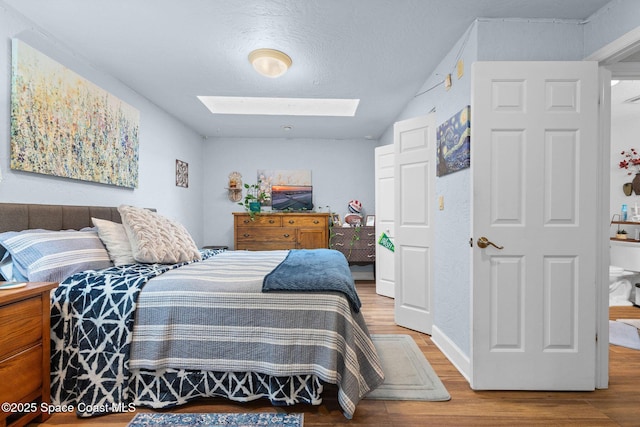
263, 249, 361, 312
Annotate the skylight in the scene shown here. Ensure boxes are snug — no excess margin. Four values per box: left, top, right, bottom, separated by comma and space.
197, 96, 359, 117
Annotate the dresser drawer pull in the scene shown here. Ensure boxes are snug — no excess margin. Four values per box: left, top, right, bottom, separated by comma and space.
269, 219, 275, 224
243, 220, 251, 224
288, 220, 295, 224
367, 242, 375, 247
334, 232, 344, 236
313, 220, 319, 224
283, 234, 290, 238
367, 232, 375, 236
333, 243, 344, 247
243, 233, 250, 237
367, 254, 375, 258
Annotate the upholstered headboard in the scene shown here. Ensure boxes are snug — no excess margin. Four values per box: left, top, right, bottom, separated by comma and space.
0, 203, 123, 233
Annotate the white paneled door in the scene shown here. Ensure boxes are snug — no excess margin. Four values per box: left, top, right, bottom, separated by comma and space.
471, 61, 599, 389
394, 114, 436, 334
375, 144, 395, 298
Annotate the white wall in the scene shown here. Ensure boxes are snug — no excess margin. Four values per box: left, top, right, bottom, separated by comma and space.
0, 6, 206, 243
202, 137, 376, 249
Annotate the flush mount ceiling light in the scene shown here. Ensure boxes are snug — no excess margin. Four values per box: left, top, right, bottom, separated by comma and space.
249, 48, 292, 78
198, 96, 360, 117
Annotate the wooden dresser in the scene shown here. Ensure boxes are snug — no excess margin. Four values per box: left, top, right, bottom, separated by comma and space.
0, 281, 58, 427
233, 212, 330, 250
330, 226, 376, 265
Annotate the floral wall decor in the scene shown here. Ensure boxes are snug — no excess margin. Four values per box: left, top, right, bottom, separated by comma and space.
619, 148, 640, 195
10, 39, 140, 188
437, 106, 470, 177
619, 148, 640, 176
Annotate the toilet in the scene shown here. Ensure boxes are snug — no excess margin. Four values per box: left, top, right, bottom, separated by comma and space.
609, 265, 636, 306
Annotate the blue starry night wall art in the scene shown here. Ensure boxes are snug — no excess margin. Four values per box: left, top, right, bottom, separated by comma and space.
437, 106, 470, 177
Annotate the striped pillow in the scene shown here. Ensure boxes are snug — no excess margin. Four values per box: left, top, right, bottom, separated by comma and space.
0, 228, 113, 283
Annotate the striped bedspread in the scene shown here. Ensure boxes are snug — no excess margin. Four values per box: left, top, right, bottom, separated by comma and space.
129, 250, 384, 419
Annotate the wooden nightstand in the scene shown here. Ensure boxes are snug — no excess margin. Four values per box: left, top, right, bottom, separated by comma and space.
0, 281, 58, 427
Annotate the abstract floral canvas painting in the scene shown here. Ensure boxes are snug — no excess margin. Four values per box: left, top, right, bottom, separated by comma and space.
10, 39, 140, 188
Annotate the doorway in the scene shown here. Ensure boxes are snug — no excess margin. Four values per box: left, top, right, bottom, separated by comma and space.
587, 29, 640, 388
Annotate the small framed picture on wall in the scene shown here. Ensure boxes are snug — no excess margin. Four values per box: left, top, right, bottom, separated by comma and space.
176, 159, 188, 188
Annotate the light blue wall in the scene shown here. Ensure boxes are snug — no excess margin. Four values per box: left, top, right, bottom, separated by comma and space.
378, 22, 479, 356
584, 0, 640, 56
0, 7, 206, 243
477, 19, 584, 61
202, 137, 376, 249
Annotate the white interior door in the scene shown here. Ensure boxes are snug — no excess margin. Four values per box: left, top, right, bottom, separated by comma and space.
471, 61, 599, 389
375, 144, 395, 298
394, 114, 435, 334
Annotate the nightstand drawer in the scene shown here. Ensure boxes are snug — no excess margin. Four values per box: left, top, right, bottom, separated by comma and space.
0, 345, 43, 404
0, 296, 42, 360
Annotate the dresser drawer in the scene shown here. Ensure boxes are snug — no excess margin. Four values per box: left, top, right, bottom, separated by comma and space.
282, 216, 326, 228
345, 248, 376, 263
0, 345, 43, 404
236, 215, 282, 227
237, 227, 297, 245
0, 296, 42, 360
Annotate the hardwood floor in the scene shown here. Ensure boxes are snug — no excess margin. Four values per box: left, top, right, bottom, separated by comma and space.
33, 282, 640, 426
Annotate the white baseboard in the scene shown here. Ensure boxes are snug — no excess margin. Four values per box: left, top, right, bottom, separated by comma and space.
431, 324, 471, 384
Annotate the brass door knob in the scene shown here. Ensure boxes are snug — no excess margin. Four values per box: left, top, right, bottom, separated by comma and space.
477, 236, 504, 250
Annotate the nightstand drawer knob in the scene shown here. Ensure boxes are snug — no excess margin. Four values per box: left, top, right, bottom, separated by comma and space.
243, 233, 250, 237
313, 220, 319, 224
288, 220, 295, 224
283, 234, 290, 238
269, 219, 275, 223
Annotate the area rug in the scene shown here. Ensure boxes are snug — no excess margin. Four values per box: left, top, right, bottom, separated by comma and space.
127, 412, 303, 427
609, 320, 640, 350
366, 334, 450, 401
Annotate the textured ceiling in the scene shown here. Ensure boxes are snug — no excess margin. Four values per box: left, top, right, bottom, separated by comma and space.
1, 0, 612, 140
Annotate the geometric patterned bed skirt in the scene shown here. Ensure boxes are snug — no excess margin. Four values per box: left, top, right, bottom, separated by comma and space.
130, 369, 324, 409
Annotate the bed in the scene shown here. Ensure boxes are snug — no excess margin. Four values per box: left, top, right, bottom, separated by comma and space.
0, 203, 384, 419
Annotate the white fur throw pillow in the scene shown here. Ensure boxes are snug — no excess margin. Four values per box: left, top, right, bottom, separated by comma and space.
117, 205, 201, 264
91, 217, 136, 266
